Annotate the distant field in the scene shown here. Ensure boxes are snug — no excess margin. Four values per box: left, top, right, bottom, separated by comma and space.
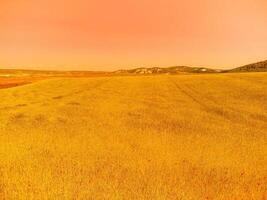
0, 77, 47, 89
0, 70, 109, 89
0, 73, 267, 199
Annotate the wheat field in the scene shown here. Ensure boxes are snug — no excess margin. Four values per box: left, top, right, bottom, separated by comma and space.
0, 73, 267, 199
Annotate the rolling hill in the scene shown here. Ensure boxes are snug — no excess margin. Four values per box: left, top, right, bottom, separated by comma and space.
114, 66, 221, 74
226, 60, 267, 72
1, 59, 267, 83
114, 60, 267, 74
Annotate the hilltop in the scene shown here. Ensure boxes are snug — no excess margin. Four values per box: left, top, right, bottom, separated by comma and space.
226, 60, 267, 72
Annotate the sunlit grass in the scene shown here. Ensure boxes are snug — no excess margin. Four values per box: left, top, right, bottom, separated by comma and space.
0, 73, 267, 199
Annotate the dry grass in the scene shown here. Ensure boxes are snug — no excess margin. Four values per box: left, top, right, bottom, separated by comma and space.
0, 73, 267, 199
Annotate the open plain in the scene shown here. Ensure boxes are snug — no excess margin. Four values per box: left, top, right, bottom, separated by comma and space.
0, 72, 267, 199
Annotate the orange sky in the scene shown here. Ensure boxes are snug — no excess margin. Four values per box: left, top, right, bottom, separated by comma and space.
0, 0, 267, 70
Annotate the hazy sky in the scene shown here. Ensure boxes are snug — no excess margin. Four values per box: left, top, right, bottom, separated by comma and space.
0, 0, 267, 70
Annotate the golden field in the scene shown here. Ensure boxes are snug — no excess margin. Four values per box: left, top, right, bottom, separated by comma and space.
0, 72, 267, 199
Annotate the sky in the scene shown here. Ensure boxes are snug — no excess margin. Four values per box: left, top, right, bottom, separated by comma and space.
0, 0, 267, 71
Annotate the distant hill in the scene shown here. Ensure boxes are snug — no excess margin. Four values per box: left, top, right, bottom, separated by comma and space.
114, 66, 221, 75
2, 59, 267, 77
227, 60, 267, 73
114, 60, 267, 74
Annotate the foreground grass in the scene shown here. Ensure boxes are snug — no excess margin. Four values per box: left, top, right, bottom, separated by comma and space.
0, 73, 267, 199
